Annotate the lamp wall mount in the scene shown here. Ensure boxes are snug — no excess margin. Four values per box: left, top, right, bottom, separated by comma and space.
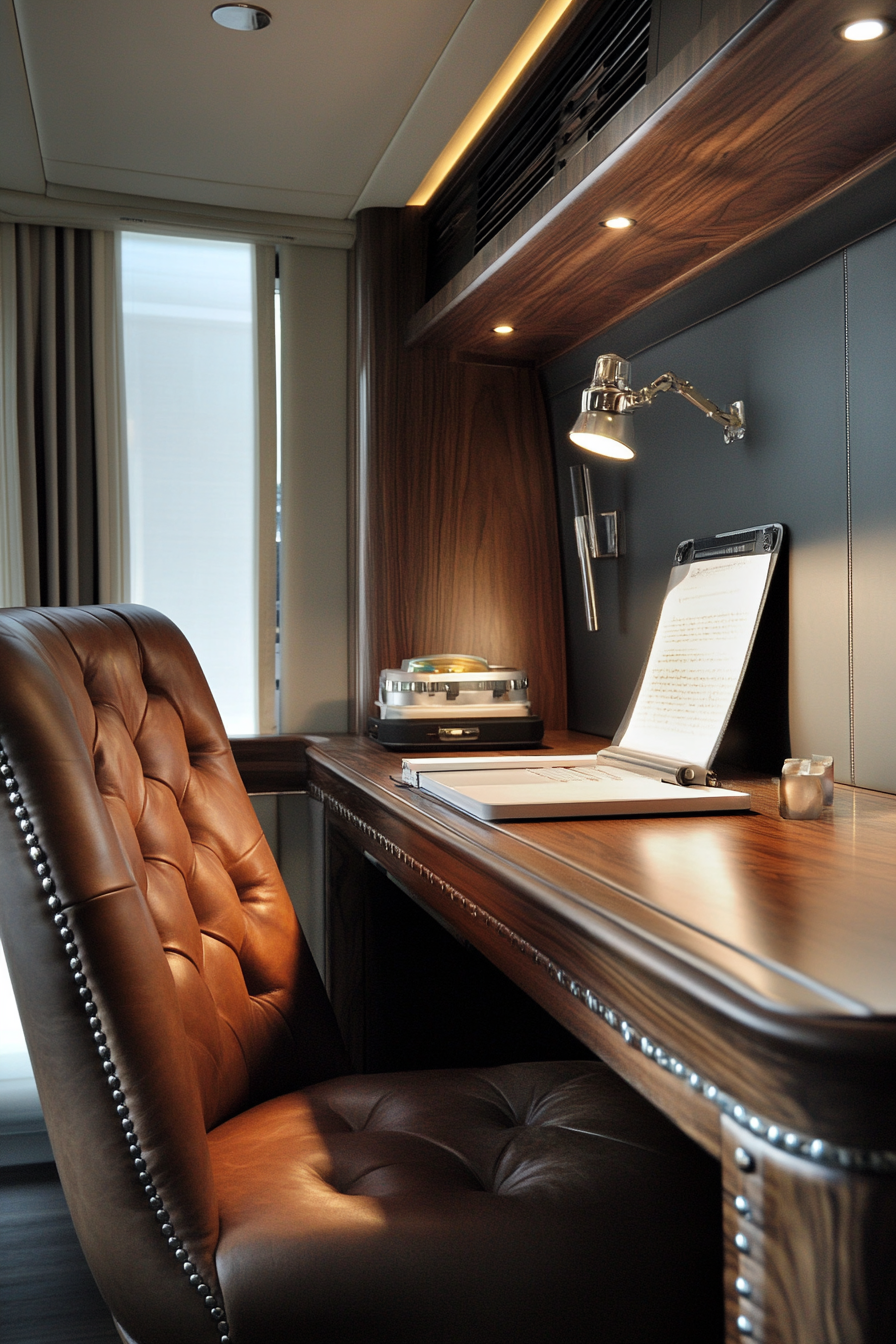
632, 371, 746, 444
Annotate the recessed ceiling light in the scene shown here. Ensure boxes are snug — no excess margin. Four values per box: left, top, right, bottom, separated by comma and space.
212, 5, 272, 31
836, 17, 893, 40
600, 216, 635, 230
493, 324, 515, 334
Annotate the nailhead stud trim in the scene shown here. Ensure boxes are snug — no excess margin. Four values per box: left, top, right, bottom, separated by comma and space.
1, 743, 230, 1344
311, 782, 896, 1175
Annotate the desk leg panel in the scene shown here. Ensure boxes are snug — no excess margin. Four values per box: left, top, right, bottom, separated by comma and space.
722, 1116, 896, 1344
323, 819, 370, 1070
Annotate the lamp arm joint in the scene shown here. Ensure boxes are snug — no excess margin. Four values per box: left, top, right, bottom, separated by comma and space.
632, 371, 745, 441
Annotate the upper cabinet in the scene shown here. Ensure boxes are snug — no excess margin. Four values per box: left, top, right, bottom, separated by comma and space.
407, 0, 896, 363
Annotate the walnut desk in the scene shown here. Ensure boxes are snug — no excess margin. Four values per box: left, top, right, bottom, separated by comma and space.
306, 732, 896, 1344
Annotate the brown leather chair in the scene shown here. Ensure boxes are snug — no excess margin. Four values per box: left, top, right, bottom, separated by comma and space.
0, 605, 722, 1344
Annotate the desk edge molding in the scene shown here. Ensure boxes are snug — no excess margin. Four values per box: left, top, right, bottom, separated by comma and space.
311, 780, 896, 1176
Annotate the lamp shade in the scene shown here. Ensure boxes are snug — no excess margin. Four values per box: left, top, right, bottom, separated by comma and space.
569, 409, 635, 459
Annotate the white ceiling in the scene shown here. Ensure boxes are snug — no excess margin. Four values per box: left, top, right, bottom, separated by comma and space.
1, 0, 546, 221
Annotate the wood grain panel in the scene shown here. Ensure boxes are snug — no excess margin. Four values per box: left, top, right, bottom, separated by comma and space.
408, 0, 896, 363
721, 1117, 896, 1344
723, 1115, 769, 1342
350, 209, 567, 729
228, 734, 308, 793
308, 734, 896, 1150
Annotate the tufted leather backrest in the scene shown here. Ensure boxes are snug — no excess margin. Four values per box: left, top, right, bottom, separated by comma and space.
0, 604, 347, 1342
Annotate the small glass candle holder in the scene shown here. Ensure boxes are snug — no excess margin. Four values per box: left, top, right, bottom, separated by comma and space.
811, 754, 834, 806
779, 759, 827, 820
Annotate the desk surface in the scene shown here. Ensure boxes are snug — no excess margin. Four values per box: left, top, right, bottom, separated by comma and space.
308, 731, 896, 1343
307, 731, 896, 1153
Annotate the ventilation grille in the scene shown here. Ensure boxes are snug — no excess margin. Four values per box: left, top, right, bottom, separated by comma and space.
425, 0, 652, 299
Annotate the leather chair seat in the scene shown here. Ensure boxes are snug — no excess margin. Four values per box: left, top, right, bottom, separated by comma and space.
209, 1061, 721, 1343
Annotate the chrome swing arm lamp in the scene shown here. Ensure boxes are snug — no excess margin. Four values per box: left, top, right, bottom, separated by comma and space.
569, 354, 746, 458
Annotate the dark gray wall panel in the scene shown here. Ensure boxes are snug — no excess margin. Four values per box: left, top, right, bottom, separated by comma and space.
547, 250, 852, 778
845, 226, 896, 793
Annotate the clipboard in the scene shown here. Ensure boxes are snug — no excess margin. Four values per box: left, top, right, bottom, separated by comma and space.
400, 524, 783, 821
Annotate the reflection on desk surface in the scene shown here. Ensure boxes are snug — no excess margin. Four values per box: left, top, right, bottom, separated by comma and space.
500, 768, 896, 1018
309, 733, 896, 1019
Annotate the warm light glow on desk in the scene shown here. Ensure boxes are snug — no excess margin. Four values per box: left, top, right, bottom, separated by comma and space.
407, 0, 577, 207
601, 216, 635, 229
493, 323, 515, 334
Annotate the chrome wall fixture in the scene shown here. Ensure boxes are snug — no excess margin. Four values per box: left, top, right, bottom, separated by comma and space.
569, 353, 746, 459
570, 464, 622, 630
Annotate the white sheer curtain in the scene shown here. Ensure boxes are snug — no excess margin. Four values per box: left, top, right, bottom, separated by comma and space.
255, 245, 277, 735
92, 231, 130, 603
278, 244, 348, 733
121, 232, 276, 734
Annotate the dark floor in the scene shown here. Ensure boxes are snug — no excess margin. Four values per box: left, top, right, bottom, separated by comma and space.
0, 1163, 120, 1344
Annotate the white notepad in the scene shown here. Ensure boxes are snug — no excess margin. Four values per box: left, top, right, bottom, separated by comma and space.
401, 525, 782, 821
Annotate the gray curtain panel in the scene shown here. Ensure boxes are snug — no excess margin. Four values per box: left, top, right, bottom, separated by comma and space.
15, 224, 97, 607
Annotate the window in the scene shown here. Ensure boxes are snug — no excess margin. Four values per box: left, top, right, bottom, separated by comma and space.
121, 232, 275, 734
